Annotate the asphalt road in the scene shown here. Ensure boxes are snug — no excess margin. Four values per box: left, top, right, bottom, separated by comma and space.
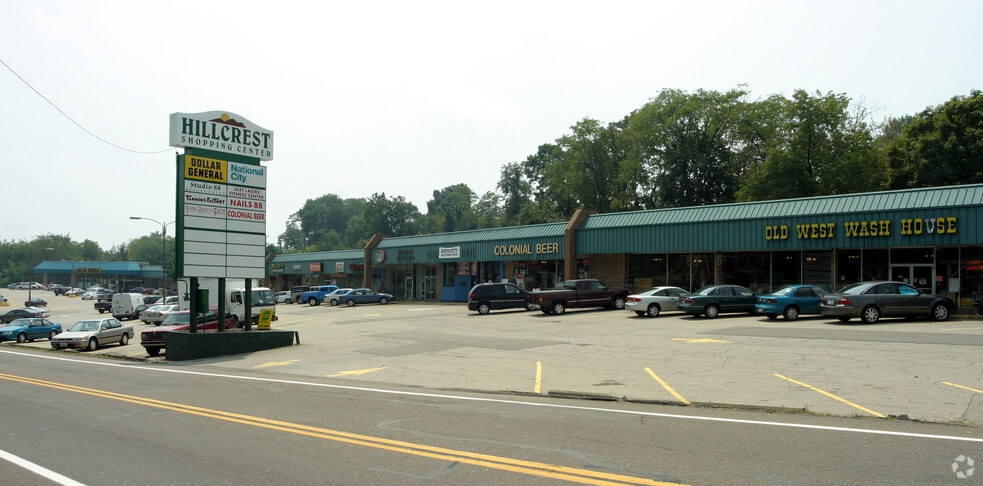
2, 289, 983, 484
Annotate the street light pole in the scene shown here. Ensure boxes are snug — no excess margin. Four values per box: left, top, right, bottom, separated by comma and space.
28, 247, 54, 303
130, 217, 175, 297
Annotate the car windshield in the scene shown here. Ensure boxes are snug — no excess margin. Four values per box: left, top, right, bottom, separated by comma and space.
694, 287, 717, 296
252, 290, 275, 306
69, 321, 100, 332
838, 283, 869, 295
162, 313, 191, 325
639, 287, 661, 295
770, 287, 795, 296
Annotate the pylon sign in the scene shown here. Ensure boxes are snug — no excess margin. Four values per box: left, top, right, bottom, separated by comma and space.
169, 111, 273, 279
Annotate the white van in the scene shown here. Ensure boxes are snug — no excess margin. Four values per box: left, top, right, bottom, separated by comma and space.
112, 293, 146, 321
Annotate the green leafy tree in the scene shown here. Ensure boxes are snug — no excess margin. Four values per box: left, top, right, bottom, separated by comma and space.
362, 192, 420, 237
886, 90, 983, 188
426, 184, 477, 233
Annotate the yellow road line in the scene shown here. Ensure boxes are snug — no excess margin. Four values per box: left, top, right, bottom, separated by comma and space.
535, 361, 543, 394
774, 374, 886, 418
644, 368, 691, 405
0, 373, 680, 486
942, 382, 983, 394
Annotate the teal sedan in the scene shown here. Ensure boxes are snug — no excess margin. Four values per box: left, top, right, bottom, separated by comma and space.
337, 288, 393, 307
755, 285, 829, 321
0, 318, 62, 343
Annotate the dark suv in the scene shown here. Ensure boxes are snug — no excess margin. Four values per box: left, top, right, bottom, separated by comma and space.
467, 283, 533, 315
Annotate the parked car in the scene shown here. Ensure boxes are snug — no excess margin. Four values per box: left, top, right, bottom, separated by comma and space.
300, 285, 340, 306
338, 289, 393, 307
65, 288, 85, 297
289, 285, 312, 304
528, 279, 630, 315
140, 308, 238, 357
94, 301, 113, 314
819, 281, 955, 323
467, 283, 534, 315
95, 290, 114, 302
1, 308, 47, 324
624, 286, 691, 317
140, 304, 180, 325
80, 290, 99, 300
274, 291, 292, 304
50, 285, 70, 295
324, 288, 352, 306
24, 297, 47, 307
755, 285, 830, 321
0, 318, 62, 343
678, 284, 757, 318
50, 317, 133, 351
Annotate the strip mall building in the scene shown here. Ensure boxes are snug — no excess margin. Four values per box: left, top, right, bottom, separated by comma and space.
267, 184, 983, 308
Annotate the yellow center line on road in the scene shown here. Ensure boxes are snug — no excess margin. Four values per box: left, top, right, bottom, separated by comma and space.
774, 374, 886, 418
644, 368, 691, 406
0, 373, 679, 486
942, 382, 983, 394
535, 361, 542, 394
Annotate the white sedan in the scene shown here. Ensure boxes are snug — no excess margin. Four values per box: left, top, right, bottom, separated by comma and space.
625, 286, 691, 317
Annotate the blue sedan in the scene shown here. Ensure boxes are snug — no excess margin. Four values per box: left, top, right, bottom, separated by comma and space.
338, 289, 393, 307
755, 285, 829, 321
0, 318, 62, 343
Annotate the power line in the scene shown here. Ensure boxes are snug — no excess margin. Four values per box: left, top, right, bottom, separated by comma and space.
0, 56, 171, 155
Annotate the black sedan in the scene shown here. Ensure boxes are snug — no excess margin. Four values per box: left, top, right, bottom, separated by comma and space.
1, 308, 46, 324
678, 284, 757, 318
820, 281, 955, 323
25, 297, 47, 307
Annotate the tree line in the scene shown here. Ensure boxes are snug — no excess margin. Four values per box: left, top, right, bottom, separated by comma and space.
3, 87, 980, 282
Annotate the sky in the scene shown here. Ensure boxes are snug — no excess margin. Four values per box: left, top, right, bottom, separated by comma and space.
2, 0, 980, 251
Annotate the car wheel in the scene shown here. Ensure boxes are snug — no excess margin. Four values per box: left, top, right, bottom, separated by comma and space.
49, 330, 57, 340
540, 307, 552, 315
647, 304, 661, 317
478, 303, 491, 315
931, 303, 950, 321
612, 297, 626, 310
765, 314, 778, 320
346, 300, 355, 307
379, 297, 389, 305
308, 297, 318, 306
87, 338, 98, 351
330, 299, 338, 306
861, 305, 880, 324
704, 304, 720, 318
98, 309, 105, 314
295, 297, 304, 304
551, 302, 565, 315
146, 347, 161, 357
16, 332, 27, 343
119, 333, 129, 345
783, 306, 800, 321
525, 303, 536, 311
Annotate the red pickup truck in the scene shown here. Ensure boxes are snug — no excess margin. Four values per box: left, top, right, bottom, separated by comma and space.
528, 279, 629, 315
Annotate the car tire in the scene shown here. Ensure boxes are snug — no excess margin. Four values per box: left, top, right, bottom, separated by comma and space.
931, 303, 950, 321
525, 303, 536, 311
478, 303, 491, 315
861, 305, 880, 324
87, 338, 98, 351
295, 297, 304, 304
49, 330, 57, 340
783, 306, 800, 321
120, 333, 129, 345
379, 297, 389, 305
551, 302, 565, 315
330, 299, 338, 306
611, 297, 626, 310
98, 309, 105, 314
346, 300, 355, 307
704, 304, 720, 318
146, 347, 161, 357
308, 297, 318, 306
540, 307, 552, 315
647, 304, 661, 317
16, 332, 27, 343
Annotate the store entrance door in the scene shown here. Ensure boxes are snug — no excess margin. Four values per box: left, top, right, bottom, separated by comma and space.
890, 264, 935, 293
404, 276, 414, 300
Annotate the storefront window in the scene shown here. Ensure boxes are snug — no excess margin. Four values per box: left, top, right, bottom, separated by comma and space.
668, 254, 691, 290
771, 251, 801, 292
835, 249, 862, 290
626, 254, 668, 293
803, 251, 832, 291
863, 249, 889, 281
960, 247, 983, 308
719, 253, 769, 293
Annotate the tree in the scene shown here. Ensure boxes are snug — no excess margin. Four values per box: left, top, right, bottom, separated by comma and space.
885, 90, 983, 188
426, 184, 477, 233
278, 194, 365, 251
362, 193, 420, 237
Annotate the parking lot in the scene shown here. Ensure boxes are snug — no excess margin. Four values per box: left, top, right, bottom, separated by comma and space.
3, 287, 983, 426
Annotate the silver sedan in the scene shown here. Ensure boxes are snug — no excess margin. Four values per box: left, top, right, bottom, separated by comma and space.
50, 318, 134, 351
625, 286, 691, 317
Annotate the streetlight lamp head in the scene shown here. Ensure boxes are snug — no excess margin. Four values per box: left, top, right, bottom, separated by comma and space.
129, 216, 142, 220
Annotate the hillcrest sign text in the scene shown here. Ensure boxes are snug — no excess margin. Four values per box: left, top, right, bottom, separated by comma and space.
169, 111, 274, 161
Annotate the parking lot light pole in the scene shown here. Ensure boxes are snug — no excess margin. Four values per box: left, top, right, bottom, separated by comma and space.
28, 247, 54, 303
130, 217, 175, 297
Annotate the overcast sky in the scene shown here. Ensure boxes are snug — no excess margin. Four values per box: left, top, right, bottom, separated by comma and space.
2, 0, 980, 250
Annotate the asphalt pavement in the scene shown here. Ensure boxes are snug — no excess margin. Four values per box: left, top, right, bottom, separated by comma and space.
4, 288, 983, 427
